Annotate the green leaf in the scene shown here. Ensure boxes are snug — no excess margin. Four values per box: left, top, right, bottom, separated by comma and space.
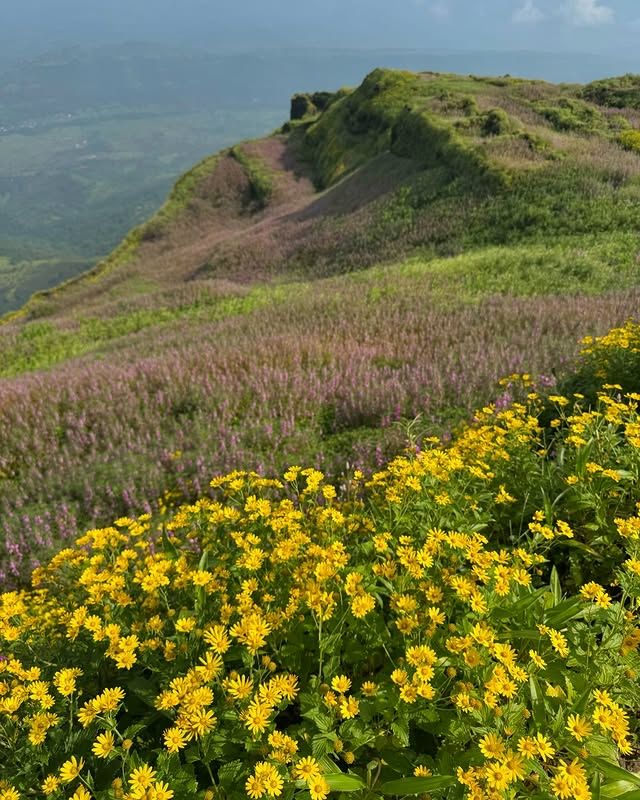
590, 758, 640, 789
324, 774, 366, 791
592, 772, 601, 800
218, 760, 246, 789
529, 676, 546, 726
311, 734, 335, 758
558, 539, 601, 558
601, 781, 640, 799
391, 719, 410, 747
380, 775, 457, 795
198, 547, 209, 571
545, 597, 586, 627
492, 588, 547, 619
303, 709, 334, 733
550, 566, 562, 605
615, 792, 640, 800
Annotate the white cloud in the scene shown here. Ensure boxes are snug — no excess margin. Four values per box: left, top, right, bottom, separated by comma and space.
512, 1, 544, 23
561, 0, 614, 25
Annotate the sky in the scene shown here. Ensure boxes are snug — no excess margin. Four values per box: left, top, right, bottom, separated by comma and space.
1, 0, 640, 59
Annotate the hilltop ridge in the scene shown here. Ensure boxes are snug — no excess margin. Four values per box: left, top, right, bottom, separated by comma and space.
8, 68, 640, 323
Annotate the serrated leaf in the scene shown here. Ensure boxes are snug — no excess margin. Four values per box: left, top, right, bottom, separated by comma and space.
324, 773, 366, 791
303, 709, 334, 733
218, 759, 245, 789
391, 719, 409, 747
311, 734, 334, 758
380, 775, 457, 795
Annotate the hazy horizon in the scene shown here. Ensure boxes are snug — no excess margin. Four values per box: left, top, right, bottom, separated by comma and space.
2, 0, 640, 66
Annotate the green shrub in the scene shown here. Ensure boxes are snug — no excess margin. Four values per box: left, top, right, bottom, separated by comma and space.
560, 320, 640, 401
390, 108, 505, 188
534, 97, 604, 133
618, 129, 640, 153
479, 108, 515, 136
583, 74, 640, 109
230, 146, 274, 210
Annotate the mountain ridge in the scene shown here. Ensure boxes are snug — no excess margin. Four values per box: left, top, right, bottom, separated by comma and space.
7, 67, 640, 325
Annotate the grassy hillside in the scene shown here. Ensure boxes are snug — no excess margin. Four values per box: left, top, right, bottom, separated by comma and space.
1, 67, 640, 584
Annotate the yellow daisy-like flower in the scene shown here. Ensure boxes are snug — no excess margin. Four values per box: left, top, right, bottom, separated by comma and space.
164, 726, 189, 752
150, 782, 174, 800
566, 714, 592, 742
70, 787, 91, 800
529, 650, 546, 669
479, 733, 505, 760
350, 593, 375, 618
59, 756, 84, 783
129, 765, 156, 798
246, 776, 266, 799
339, 696, 360, 719
292, 757, 322, 781
331, 675, 351, 694
534, 732, 555, 761
308, 777, 330, 800
92, 730, 115, 758
53, 668, 82, 697
517, 736, 537, 758
41, 776, 60, 796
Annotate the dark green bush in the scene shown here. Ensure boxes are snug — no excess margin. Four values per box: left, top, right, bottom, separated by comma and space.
583, 74, 640, 109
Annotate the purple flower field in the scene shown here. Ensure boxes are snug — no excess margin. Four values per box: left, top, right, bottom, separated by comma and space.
1, 275, 638, 586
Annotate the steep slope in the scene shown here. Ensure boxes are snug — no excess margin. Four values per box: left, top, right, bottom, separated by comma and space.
1, 67, 640, 583
9, 68, 640, 322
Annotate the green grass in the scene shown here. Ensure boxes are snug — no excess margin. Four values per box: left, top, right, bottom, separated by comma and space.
3, 231, 640, 378
230, 145, 275, 208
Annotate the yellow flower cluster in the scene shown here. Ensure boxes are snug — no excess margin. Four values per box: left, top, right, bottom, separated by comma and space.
2, 336, 640, 798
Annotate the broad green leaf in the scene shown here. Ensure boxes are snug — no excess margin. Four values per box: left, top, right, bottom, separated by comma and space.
558, 539, 601, 558
545, 597, 586, 627
496, 628, 541, 641
601, 781, 640, 798
324, 774, 366, 791
492, 588, 547, 619
380, 775, 457, 795
590, 758, 640, 789
616, 792, 640, 800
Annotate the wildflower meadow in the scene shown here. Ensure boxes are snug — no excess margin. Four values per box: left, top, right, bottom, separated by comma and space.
2, 322, 640, 800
